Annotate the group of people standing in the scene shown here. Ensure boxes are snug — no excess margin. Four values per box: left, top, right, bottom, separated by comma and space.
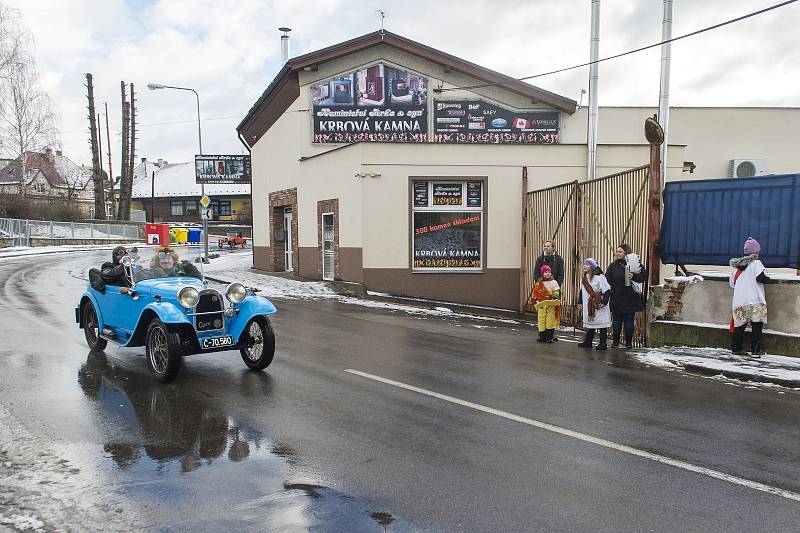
531, 240, 646, 350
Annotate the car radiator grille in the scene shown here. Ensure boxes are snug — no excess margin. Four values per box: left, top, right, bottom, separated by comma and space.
196, 290, 224, 332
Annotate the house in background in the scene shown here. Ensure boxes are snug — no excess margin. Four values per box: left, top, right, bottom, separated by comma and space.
0, 148, 96, 216
130, 158, 251, 223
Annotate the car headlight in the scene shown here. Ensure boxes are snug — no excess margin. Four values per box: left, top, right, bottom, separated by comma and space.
178, 287, 200, 308
225, 283, 247, 303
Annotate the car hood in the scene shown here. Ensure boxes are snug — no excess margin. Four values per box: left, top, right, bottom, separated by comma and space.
134, 277, 206, 296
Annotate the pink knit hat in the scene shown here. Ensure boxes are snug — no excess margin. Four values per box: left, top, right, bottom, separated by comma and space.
743, 237, 761, 255
540, 265, 552, 275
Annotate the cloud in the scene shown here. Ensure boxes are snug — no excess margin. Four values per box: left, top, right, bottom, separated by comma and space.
6, 0, 799, 168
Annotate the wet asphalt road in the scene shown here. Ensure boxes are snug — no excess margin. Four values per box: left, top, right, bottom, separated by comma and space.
1, 250, 799, 532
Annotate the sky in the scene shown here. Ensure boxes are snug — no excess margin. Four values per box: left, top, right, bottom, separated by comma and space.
7, 0, 800, 169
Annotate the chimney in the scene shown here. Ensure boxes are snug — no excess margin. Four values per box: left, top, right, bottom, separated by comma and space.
279, 27, 292, 65
45, 147, 54, 161
56, 150, 63, 157
157, 158, 164, 167
141, 157, 147, 164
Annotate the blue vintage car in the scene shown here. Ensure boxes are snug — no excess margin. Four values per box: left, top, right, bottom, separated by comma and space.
76, 245, 277, 383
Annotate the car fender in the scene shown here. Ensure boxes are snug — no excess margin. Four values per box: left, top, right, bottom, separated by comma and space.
77, 289, 105, 329
125, 301, 193, 348
228, 296, 277, 342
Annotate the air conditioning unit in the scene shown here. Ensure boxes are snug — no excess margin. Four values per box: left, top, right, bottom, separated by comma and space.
728, 159, 766, 178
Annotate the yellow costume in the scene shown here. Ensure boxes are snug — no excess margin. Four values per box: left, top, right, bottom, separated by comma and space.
533, 279, 561, 334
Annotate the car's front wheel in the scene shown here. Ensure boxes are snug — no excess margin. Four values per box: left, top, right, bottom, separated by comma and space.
145, 320, 181, 383
240, 317, 275, 371
82, 301, 107, 351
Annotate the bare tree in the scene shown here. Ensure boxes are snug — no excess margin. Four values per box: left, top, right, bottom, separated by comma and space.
0, 1, 60, 192
117, 81, 130, 220
86, 73, 105, 219
0, 2, 24, 73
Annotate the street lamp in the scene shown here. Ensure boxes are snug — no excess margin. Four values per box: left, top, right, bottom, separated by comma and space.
148, 82, 208, 262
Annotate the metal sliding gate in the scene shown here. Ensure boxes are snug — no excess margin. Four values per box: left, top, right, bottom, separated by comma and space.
524, 165, 652, 346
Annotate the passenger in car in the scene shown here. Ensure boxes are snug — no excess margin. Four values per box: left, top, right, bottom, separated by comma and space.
100, 246, 132, 287
135, 246, 202, 281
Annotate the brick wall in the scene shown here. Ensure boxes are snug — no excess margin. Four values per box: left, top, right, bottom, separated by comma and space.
268, 188, 298, 273
317, 198, 339, 279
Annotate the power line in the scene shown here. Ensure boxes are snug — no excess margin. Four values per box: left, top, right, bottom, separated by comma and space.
436, 0, 798, 94
60, 114, 245, 134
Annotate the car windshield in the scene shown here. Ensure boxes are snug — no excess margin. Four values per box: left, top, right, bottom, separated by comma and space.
131, 245, 205, 283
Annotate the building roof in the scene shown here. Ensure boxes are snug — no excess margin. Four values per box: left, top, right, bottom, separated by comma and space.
237, 30, 577, 147
0, 151, 90, 189
132, 160, 250, 198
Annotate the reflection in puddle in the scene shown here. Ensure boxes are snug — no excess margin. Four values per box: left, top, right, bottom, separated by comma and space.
77, 352, 415, 531
78, 350, 257, 474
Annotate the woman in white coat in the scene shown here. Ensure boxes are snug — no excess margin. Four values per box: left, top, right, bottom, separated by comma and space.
578, 258, 612, 350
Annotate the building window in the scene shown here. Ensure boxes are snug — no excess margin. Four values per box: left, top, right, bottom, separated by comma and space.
170, 201, 184, 216
34, 183, 46, 194
210, 200, 231, 216
184, 200, 199, 215
411, 179, 484, 271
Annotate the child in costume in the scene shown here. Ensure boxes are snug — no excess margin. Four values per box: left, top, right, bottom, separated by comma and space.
578, 258, 612, 350
534, 265, 561, 343
729, 237, 771, 357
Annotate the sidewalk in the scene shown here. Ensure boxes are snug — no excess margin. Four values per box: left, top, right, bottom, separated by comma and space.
634, 347, 800, 388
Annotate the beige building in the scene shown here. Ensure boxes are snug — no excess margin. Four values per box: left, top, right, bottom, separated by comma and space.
237, 31, 799, 310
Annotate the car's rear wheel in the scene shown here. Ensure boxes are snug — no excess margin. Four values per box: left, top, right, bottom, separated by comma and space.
240, 317, 275, 371
145, 320, 181, 383
82, 301, 107, 351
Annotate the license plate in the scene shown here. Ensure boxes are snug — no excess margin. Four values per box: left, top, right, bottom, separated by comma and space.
201, 336, 234, 349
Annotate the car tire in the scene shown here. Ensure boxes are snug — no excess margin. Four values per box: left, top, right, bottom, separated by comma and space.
239, 317, 275, 371
82, 301, 107, 351
145, 319, 181, 383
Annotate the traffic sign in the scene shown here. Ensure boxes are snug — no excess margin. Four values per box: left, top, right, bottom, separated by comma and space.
200, 195, 211, 208
201, 207, 213, 220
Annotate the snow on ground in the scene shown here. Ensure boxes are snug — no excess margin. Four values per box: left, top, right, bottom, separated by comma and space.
204, 251, 519, 324
634, 346, 800, 388
0, 243, 135, 261
0, 513, 44, 531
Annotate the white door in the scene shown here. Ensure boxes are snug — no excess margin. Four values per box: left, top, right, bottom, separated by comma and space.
284, 208, 293, 272
322, 212, 334, 281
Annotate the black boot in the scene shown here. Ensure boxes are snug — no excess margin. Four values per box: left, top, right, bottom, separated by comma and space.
731, 324, 747, 355
546, 329, 555, 343
595, 328, 608, 351
537, 330, 546, 343
750, 322, 765, 357
578, 329, 595, 348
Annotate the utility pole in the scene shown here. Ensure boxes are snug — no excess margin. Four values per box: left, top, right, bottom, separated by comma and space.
86, 73, 106, 220
104, 102, 116, 218
118, 81, 130, 220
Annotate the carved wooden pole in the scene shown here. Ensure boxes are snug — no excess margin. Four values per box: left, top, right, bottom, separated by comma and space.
645, 115, 664, 286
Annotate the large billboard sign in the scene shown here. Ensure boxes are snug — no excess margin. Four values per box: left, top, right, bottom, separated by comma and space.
312, 63, 428, 143
195, 155, 251, 184
433, 100, 559, 144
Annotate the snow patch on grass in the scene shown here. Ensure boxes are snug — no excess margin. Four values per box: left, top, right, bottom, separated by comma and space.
0, 513, 44, 531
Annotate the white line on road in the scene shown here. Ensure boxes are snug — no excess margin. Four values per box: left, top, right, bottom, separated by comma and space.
344, 368, 800, 503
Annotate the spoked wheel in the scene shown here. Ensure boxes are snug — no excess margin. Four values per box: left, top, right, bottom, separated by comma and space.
145, 320, 181, 383
240, 318, 275, 371
82, 301, 107, 351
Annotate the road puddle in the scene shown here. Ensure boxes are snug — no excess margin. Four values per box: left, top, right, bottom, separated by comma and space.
77, 351, 415, 531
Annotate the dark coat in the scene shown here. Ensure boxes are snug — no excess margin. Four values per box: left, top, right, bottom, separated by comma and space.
100, 262, 131, 287
534, 253, 565, 286
605, 259, 646, 314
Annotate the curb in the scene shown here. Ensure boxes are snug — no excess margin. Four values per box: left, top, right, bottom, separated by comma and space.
666, 359, 800, 388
